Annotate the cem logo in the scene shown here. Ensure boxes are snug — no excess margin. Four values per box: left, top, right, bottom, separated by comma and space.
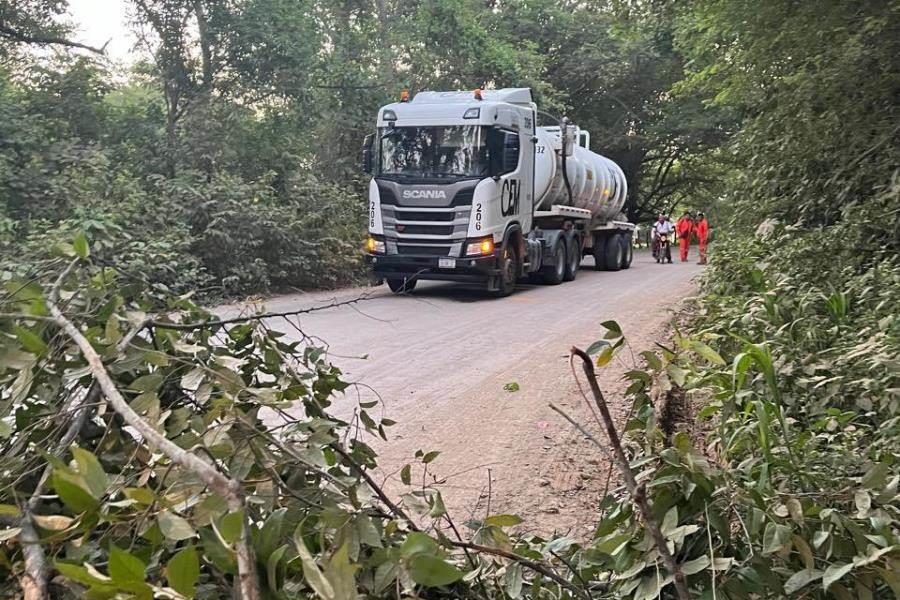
402, 189, 447, 199
501, 179, 520, 217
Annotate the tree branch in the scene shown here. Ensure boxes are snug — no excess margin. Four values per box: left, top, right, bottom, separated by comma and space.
0, 23, 108, 54
569, 348, 690, 600
147, 295, 372, 331
45, 261, 261, 600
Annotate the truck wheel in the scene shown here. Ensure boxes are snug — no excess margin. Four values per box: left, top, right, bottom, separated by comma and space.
490, 245, 517, 298
592, 235, 607, 271
621, 234, 633, 269
542, 238, 566, 285
604, 234, 623, 271
563, 234, 580, 282
387, 277, 417, 294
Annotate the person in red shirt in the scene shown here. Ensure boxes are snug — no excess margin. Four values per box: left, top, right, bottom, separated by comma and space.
696, 212, 709, 264
675, 212, 694, 262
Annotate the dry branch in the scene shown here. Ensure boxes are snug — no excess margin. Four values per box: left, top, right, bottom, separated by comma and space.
569, 347, 690, 600
44, 261, 261, 600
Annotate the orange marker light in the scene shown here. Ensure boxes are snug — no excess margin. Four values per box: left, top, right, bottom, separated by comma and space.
473, 88, 483, 101
400, 89, 410, 102
480, 238, 494, 254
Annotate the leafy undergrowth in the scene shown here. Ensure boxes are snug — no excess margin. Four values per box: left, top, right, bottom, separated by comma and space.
3, 216, 896, 599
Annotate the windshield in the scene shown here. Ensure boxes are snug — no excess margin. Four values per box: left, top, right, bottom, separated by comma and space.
378, 126, 490, 179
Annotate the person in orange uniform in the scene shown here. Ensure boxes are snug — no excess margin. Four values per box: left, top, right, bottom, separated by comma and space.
696, 212, 709, 264
675, 212, 694, 262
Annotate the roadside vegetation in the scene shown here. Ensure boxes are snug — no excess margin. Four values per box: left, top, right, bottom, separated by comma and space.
1, 0, 897, 598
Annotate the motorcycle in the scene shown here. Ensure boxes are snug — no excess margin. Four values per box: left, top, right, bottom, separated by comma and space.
655, 233, 672, 264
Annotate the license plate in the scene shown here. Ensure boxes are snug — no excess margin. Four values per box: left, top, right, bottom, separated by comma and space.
438, 258, 456, 269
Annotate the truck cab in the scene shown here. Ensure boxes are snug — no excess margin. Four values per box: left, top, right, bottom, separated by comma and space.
362, 88, 537, 296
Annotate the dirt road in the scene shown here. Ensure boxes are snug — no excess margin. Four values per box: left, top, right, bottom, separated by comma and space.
225, 252, 703, 536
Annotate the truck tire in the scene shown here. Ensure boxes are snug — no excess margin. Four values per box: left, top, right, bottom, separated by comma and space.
592, 234, 607, 271
490, 244, 518, 298
604, 234, 623, 271
621, 233, 633, 269
542, 238, 566, 285
563, 233, 580, 282
387, 277, 417, 294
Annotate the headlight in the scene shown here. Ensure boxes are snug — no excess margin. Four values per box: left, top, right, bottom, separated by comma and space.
466, 237, 495, 256
365, 237, 386, 254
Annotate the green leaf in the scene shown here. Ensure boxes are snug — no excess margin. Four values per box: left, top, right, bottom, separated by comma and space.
596, 346, 615, 367
503, 381, 520, 392
400, 464, 411, 485
51, 469, 97, 513
762, 523, 791, 555
688, 340, 725, 365
784, 568, 823, 593
109, 545, 146, 585
256, 508, 286, 560
294, 533, 335, 599
12, 325, 47, 355
218, 509, 244, 545
429, 492, 447, 518
409, 554, 463, 587
823, 563, 853, 590
484, 514, 523, 527
55, 561, 110, 586
158, 511, 196, 541
505, 561, 524, 598
422, 451, 440, 464
71, 447, 108, 499
681, 555, 710, 575
266, 544, 288, 593
861, 463, 889, 489
324, 543, 359, 600
586, 339, 611, 355
73, 231, 90, 258
401, 532, 439, 558
601, 320, 622, 338
164, 546, 199, 597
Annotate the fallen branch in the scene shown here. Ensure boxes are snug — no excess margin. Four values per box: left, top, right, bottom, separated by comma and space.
147, 295, 372, 331
45, 261, 261, 600
570, 347, 690, 600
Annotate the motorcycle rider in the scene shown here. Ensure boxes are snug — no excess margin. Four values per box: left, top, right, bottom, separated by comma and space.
676, 212, 695, 262
696, 212, 710, 265
652, 214, 675, 263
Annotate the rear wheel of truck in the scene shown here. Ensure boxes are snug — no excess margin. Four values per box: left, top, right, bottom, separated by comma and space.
490, 245, 518, 298
592, 234, 607, 271
563, 233, 580, 282
542, 238, 566, 285
387, 277, 417, 294
621, 233, 633, 269
604, 234, 624, 271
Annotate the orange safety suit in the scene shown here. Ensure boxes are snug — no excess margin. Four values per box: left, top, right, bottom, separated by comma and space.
676, 217, 694, 262
696, 217, 709, 264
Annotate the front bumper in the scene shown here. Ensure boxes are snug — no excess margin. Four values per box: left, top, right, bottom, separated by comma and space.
365, 251, 500, 283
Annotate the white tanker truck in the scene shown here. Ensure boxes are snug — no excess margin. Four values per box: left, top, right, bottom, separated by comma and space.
362, 88, 634, 296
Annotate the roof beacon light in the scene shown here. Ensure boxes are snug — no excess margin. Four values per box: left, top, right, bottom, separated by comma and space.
473, 88, 483, 101
400, 89, 410, 103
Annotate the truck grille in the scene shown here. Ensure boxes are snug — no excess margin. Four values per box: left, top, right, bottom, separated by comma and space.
378, 183, 475, 258
397, 244, 454, 256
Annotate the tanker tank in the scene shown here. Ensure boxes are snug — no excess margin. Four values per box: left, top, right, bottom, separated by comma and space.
532, 126, 628, 224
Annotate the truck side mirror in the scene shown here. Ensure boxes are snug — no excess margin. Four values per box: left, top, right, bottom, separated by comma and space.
361, 134, 374, 174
